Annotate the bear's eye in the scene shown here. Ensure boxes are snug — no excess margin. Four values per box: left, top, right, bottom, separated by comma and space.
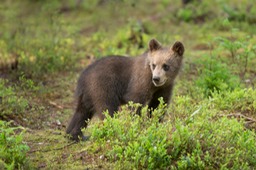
152, 64, 156, 69
163, 64, 170, 71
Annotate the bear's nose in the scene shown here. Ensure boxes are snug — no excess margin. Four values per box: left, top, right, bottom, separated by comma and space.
153, 77, 160, 83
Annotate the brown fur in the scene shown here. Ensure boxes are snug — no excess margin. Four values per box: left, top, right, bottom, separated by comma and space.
66, 39, 184, 141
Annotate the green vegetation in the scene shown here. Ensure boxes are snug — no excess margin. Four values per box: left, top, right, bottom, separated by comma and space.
0, 0, 255, 169
91, 99, 256, 169
91, 100, 170, 169
0, 79, 29, 117
0, 120, 30, 169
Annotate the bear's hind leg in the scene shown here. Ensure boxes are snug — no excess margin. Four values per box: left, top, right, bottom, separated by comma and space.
66, 101, 93, 141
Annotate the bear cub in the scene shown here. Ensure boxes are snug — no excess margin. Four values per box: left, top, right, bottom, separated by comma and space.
66, 39, 185, 141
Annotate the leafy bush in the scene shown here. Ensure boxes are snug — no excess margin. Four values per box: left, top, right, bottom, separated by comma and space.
17, 38, 78, 77
91, 99, 170, 169
83, 21, 149, 59
216, 34, 256, 75
170, 116, 256, 169
0, 120, 30, 169
222, 4, 256, 24
176, 1, 216, 22
90, 98, 256, 169
210, 88, 256, 112
195, 55, 240, 97
0, 79, 29, 117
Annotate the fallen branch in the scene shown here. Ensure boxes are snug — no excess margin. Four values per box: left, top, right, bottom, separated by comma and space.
226, 113, 256, 123
49, 101, 64, 109
28, 141, 76, 153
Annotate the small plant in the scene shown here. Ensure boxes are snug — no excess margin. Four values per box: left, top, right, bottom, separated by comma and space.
222, 5, 246, 22
176, 1, 215, 23
222, 4, 256, 24
210, 87, 256, 113
17, 38, 78, 78
0, 120, 30, 169
216, 35, 242, 61
195, 55, 240, 97
18, 74, 39, 91
0, 79, 29, 117
177, 7, 194, 22
216, 34, 256, 76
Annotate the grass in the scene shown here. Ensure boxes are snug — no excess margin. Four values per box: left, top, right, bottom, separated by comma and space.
0, 0, 256, 169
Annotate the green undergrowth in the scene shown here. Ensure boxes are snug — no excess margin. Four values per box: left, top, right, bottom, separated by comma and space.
0, 74, 43, 118
23, 129, 113, 169
90, 97, 256, 169
195, 55, 240, 97
0, 120, 30, 170
0, 79, 29, 118
21, 86, 256, 169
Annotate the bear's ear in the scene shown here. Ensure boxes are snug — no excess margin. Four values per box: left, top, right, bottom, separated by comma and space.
172, 41, 185, 56
149, 39, 161, 52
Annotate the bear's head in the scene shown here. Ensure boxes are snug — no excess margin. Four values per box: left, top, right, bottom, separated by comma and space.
148, 39, 184, 87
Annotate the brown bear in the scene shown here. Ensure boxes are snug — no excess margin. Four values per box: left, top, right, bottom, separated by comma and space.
66, 39, 184, 141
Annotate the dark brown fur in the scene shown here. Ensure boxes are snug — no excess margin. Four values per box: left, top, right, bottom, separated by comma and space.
66, 39, 184, 141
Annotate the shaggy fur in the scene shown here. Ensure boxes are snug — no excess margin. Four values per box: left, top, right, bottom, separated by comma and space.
66, 39, 184, 141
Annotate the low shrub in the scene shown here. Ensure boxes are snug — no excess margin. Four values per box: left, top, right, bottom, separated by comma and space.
0, 120, 30, 169
17, 38, 78, 78
0, 79, 29, 117
210, 88, 256, 112
216, 34, 256, 76
90, 98, 256, 169
222, 4, 256, 24
176, 1, 216, 23
195, 55, 240, 97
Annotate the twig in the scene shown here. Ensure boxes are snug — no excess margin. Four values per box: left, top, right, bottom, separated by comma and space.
226, 113, 256, 123
219, 113, 256, 126
49, 101, 64, 109
28, 141, 77, 153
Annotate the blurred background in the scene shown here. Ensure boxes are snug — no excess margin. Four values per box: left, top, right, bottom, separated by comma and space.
1, 0, 256, 77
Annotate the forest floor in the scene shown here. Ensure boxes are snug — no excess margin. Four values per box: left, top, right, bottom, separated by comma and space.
1, 0, 256, 169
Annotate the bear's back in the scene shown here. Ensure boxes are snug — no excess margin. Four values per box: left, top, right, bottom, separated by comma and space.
76, 56, 135, 103
82, 55, 134, 83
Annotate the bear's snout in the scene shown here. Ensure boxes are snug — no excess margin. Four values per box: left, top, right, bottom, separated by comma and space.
152, 76, 167, 87
153, 77, 160, 83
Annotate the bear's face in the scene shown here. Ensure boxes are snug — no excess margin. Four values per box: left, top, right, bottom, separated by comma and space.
148, 39, 184, 87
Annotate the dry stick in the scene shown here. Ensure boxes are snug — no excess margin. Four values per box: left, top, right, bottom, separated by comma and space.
49, 101, 64, 109
226, 113, 256, 122
220, 113, 256, 124
28, 141, 77, 153
244, 54, 248, 75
